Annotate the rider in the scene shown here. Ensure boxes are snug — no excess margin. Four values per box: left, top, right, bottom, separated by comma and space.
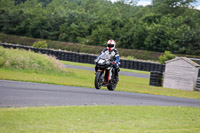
95, 40, 120, 82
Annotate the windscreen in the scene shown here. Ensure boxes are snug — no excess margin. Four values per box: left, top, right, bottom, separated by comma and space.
100, 53, 111, 60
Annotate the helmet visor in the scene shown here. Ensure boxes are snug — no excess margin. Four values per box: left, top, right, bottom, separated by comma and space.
107, 44, 114, 48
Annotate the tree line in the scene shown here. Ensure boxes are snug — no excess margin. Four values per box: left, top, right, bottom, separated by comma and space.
0, 0, 200, 55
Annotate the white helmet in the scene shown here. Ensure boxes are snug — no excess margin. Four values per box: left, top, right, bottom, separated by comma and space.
107, 40, 116, 50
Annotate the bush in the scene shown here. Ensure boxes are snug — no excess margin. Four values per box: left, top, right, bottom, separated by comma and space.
127, 56, 134, 60
159, 51, 176, 64
33, 41, 48, 48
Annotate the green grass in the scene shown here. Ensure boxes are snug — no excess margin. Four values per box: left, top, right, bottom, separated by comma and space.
0, 47, 66, 74
60, 60, 150, 75
0, 106, 200, 133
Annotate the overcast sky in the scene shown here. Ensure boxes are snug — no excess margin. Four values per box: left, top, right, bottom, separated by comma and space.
110, 0, 200, 10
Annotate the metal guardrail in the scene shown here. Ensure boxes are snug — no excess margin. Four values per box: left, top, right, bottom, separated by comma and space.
0, 43, 165, 72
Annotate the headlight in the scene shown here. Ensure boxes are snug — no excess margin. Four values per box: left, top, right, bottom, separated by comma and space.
98, 59, 104, 64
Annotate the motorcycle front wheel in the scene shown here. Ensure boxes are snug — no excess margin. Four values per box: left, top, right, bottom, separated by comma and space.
95, 71, 103, 89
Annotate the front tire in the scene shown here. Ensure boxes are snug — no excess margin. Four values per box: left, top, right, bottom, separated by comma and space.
95, 71, 103, 89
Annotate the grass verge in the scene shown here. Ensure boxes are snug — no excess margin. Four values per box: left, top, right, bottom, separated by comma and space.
0, 46, 66, 74
60, 60, 150, 75
0, 68, 200, 99
0, 106, 200, 133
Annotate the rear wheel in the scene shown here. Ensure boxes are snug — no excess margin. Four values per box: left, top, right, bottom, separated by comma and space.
95, 71, 103, 89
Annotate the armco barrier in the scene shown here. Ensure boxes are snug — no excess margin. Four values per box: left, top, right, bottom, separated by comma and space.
0, 43, 165, 72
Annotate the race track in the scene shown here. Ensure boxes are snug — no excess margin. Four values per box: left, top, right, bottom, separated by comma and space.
1, 80, 200, 108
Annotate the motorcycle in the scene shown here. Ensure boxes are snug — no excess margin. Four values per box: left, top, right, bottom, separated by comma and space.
94, 53, 118, 91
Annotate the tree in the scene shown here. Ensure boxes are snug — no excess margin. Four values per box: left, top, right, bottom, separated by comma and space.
14, 0, 27, 5
0, 0, 200, 56
144, 23, 173, 52
152, 0, 197, 16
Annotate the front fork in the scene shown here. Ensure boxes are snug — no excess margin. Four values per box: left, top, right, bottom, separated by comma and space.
99, 70, 105, 85
95, 67, 111, 84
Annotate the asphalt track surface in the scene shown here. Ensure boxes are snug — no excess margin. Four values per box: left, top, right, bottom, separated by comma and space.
64, 64, 150, 79
1, 80, 200, 108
